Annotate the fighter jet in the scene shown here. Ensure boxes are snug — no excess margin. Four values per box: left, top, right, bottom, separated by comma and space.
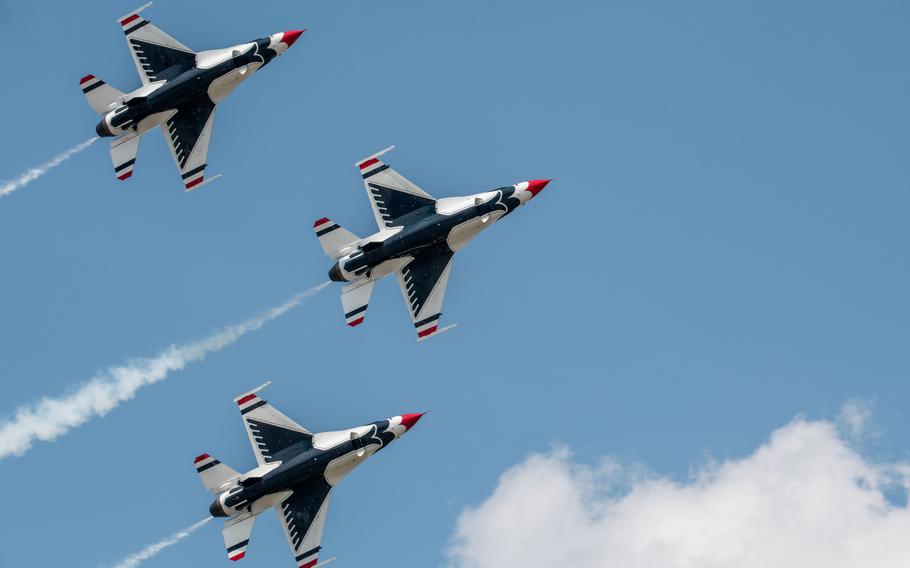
196, 382, 424, 567
314, 146, 552, 341
79, 3, 303, 190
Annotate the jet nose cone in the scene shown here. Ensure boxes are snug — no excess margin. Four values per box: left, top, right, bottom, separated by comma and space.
399, 413, 426, 431
281, 29, 305, 48
525, 179, 552, 197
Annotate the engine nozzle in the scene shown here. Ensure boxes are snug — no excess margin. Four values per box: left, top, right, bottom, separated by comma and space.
328, 262, 345, 282
95, 119, 113, 138
209, 497, 227, 518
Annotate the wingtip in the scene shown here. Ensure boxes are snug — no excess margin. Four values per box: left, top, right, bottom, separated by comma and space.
118, 2, 153, 24
355, 145, 396, 168
234, 381, 272, 403
184, 174, 221, 192
416, 323, 458, 342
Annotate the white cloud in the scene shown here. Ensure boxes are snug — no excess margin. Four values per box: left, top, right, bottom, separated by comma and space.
0, 282, 329, 460
448, 411, 910, 568
839, 399, 874, 439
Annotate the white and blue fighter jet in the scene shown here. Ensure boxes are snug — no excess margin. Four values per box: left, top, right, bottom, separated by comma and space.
314, 146, 552, 341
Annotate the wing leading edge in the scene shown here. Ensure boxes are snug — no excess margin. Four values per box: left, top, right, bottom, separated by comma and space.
234, 384, 313, 466
119, 3, 196, 85
396, 245, 457, 341
275, 479, 333, 568
161, 99, 217, 190
355, 146, 435, 232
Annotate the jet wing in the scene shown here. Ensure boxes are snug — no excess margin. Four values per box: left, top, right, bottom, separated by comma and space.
355, 146, 435, 232
396, 245, 456, 341
235, 385, 313, 466
118, 4, 196, 85
161, 100, 217, 190
275, 480, 333, 568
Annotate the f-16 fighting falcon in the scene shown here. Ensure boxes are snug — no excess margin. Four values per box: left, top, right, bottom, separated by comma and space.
79, 3, 303, 190
195, 382, 424, 567
314, 146, 552, 341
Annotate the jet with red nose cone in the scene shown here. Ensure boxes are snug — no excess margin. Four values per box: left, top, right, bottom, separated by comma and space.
195, 382, 424, 566
79, 3, 304, 190
314, 146, 552, 341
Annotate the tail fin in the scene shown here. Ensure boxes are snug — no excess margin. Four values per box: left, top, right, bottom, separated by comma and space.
313, 217, 360, 259
79, 75, 124, 114
194, 453, 240, 494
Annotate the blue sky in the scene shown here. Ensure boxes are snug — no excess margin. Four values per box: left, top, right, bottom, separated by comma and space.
0, 1, 908, 567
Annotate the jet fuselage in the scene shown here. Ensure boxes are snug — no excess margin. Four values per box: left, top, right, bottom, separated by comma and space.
329, 184, 530, 282
209, 417, 406, 518
95, 35, 287, 138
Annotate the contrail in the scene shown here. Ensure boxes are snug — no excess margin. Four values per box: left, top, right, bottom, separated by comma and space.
0, 282, 330, 460
0, 137, 98, 197
108, 517, 212, 568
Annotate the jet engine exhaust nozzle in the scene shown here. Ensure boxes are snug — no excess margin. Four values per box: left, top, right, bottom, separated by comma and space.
95, 119, 113, 138
328, 263, 345, 283
209, 497, 227, 518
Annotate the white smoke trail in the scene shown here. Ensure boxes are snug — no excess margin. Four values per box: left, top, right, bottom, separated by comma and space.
0, 137, 98, 197
0, 282, 330, 459
108, 517, 212, 568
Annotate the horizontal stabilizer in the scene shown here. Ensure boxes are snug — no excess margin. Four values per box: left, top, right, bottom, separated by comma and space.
79, 75, 124, 114
110, 133, 141, 181
223, 514, 255, 561
313, 218, 359, 259
341, 280, 374, 327
194, 453, 240, 493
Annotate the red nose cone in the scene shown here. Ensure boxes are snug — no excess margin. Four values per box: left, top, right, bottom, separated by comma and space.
399, 413, 425, 431
526, 179, 552, 197
282, 29, 305, 47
